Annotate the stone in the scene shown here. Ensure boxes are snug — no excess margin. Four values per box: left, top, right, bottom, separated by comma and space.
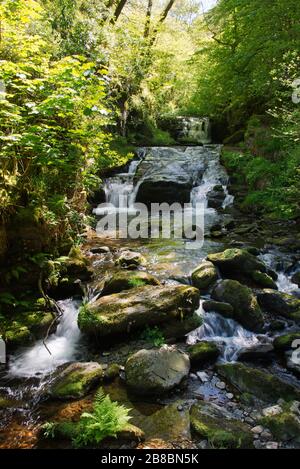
49, 362, 104, 400
257, 289, 300, 322
101, 271, 160, 296
212, 280, 264, 332
115, 251, 146, 269
191, 261, 218, 291
260, 410, 300, 443
190, 401, 254, 449
216, 381, 226, 390
292, 271, 300, 287
197, 371, 210, 383
262, 405, 283, 417
187, 341, 220, 366
207, 186, 226, 209
273, 332, 300, 351
217, 363, 300, 403
78, 285, 200, 341
266, 442, 278, 450
90, 246, 110, 254
226, 393, 234, 400
237, 342, 274, 361
203, 300, 234, 315
207, 248, 266, 277
125, 346, 190, 395
250, 271, 278, 290
251, 425, 264, 434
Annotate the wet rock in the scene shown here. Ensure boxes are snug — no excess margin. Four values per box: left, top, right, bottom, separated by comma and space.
191, 261, 218, 291
257, 289, 300, 322
251, 425, 264, 435
104, 364, 122, 381
78, 285, 200, 341
125, 346, 190, 395
250, 271, 278, 290
216, 381, 226, 390
259, 407, 300, 443
197, 371, 210, 383
160, 313, 202, 340
101, 271, 160, 296
190, 401, 254, 449
207, 185, 226, 209
207, 248, 266, 277
90, 246, 110, 254
273, 332, 300, 351
212, 280, 264, 332
237, 342, 274, 361
217, 363, 300, 403
115, 251, 146, 269
203, 300, 234, 315
49, 362, 104, 400
292, 272, 300, 287
187, 341, 220, 366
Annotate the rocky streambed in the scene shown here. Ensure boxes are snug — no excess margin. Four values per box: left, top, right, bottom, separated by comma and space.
1, 145, 300, 450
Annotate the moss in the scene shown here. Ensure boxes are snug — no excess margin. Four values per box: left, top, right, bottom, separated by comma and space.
251, 270, 277, 289
101, 271, 160, 296
104, 364, 121, 381
191, 261, 218, 291
274, 333, 300, 351
217, 363, 300, 403
188, 341, 220, 365
1, 310, 54, 348
50, 363, 104, 400
259, 411, 300, 442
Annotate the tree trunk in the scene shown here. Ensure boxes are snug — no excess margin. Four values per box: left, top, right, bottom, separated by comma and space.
149, 0, 177, 47
110, 0, 128, 24
144, 0, 153, 38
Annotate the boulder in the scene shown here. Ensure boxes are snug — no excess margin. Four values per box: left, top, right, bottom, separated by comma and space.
203, 300, 234, 315
187, 341, 220, 365
257, 290, 300, 322
191, 261, 218, 291
259, 407, 300, 443
160, 313, 202, 340
125, 346, 190, 395
49, 362, 104, 400
237, 342, 274, 361
250, 271, 278, 290
212, 280, 264, 332
101, 271, 160, 296
207, 248, 266, 277
273, 332, 300, 352
190, 401, 253, 449
115, 251, 146, 269
78, 285, 200, 340
207, 185, 226, 209
217, 363, 300, 403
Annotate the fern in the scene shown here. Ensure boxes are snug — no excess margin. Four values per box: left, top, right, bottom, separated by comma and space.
73, 389, 132, 448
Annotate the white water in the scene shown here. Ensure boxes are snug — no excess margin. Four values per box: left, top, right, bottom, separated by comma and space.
9, 300, 81, 378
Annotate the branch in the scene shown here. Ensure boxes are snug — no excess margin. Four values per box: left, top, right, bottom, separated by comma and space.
144, 0, 153, 38
110, 0, 128, 25
149, 0, 177, 47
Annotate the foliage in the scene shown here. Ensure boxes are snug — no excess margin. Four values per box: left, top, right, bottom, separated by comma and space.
73, 388, 132, 447
141, 326, 165, 347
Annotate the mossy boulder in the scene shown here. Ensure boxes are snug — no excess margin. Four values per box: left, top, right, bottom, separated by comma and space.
160, 313, 202, 340
217, 363, 300, 403
49, 362, 104, 400
292, 271, 300, 287
203, 300, 234, 315
187, 341, 220, 366
78, 285, 200, 341
191, 261, 218, 291
273, 332, 300, 352
125, 346, 190, 395
259, 408, 300, 443
101, 271, 160, 296
190, 401, 253, 449
115, 251, 146, 269
250, 271, 277, 289
207, 248, 266, 276
257, 289, 300, 322
212, 280, 264, 332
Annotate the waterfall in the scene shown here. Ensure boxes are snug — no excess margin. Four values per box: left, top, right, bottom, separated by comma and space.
178, 117, 211, 144
9, 300, 81, 378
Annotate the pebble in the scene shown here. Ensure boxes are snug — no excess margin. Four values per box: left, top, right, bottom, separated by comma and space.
215, 381, 226, 390
177, 405, 184, 412
261, 431, 272, 440
197, 371, 209, 383
290, 401, 300, 415
226, 393, 234, 400
245, 417, 254, 425
190, 373, 198, 380
262, 405, 282, 417
251, 425, 264, 435
266, 442, 279, 450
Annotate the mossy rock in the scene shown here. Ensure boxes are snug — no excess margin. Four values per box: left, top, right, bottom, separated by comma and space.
49, 362, 104, 400
191, 261, 218, 291
259, 410, 300, 443
190, 401, 253, 449
115, 251, 146, 269
203, 300, 234, 315
187, 341, 220, 366
217, 363, 300, 403
78, 285, 200, 341
101, 271, 160, 296
207, 248, 266, 277
160, 313, 202, 340
125, 346, 190, 395
212, 280, 264, 332
104, 364, 122, 381
273, 332, 300, 352
257, 289, 300, 322
292, 272, 300, 287
250, 271, 278, 289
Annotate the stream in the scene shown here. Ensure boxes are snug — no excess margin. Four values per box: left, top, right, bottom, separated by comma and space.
1, 125, 300, 449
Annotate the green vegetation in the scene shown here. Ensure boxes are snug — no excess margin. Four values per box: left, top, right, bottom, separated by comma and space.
140, 326, 165, 347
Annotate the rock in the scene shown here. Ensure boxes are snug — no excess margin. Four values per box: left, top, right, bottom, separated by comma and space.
197, 371, 210, 383
115, 251, 146, 269
101, 271, 160, 296
262, 405, 283, 417
160, 313, 202, 340
250, 271, 278, 290
125, 346, 190, 395
266, 442, 279, 450
78, 285, 200, 341
216, 381, 226, 390
257, 289, 300, 322
251, 425, 264, 435
292, 272, 300, 287
203, 300, 234, 315
259, 409, 300, 443
190, 401, 254, 449
217, 363, 300, 403
285, 351, 300, 376
90, 246, 110, 254
207, 185, 226, 209
207, 248, 266, 277
49, 362, 104, 400
191, 261, 218, 291
212, 280, 264, 332
226, 393, 234, 400
187, 341, 220, 366
273, 332, 300, 351
104, 364, 122, 381
237, 342, 274, 361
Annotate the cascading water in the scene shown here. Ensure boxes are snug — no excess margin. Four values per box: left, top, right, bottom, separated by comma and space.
9, 299, 82, 378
